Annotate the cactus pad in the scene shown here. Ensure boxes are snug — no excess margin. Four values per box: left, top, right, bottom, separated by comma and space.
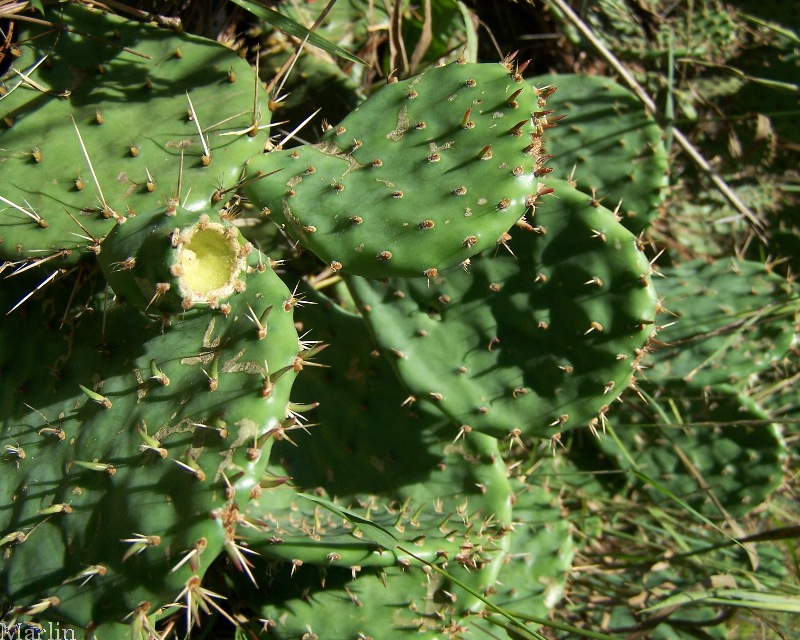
0, 4, 267, 267
225, 286, 573, 637
346, 178, 659, 439
531, 73, 668, 234
0, 247, 302, 628
651, 259, 798, 388
244, 59, 554, 278
262, 286, 513, 597
600, 380, 788, 519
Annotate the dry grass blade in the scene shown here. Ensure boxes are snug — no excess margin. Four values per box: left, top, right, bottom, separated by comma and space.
409, 0, 433, 74
388, 0, 408, 76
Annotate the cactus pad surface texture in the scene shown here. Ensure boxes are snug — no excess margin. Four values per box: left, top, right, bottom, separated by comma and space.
231, 286, 574, 638
0, 245, 302, 629
0, 3, 303, 634
599, 379, 788, 519
650, 259, 798, 388
0, 4, 263, 268
531, 73, 668, 234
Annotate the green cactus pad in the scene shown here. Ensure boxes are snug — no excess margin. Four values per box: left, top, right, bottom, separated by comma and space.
0, 4, 268, 267
346, 178, 659, 440
599, 380, 787, 519
532, 73, 668, 234
243, 60, 554, 278
0, 248, 301, 628
233, 559, 475, 638
242, 417, 513, 615
650, 259, 798, 388
455, 477, 575, 639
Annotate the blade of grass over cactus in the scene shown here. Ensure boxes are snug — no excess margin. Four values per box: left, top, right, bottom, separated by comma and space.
297, 493, 400, 551
229, 0, 367, 66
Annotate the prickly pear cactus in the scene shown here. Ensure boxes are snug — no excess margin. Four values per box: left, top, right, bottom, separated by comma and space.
650, 259, 798, 388
244, 59, 555, 278
599, 380, 788, 519
581, 0, 740, 61
270, 286, 512, 590
0, 4, 307, 633
226, 286, 573, 637
237, 427, 514, 638
347, 178, 659, 440
276, 0, 477, 75
1, 2, 672, 635
593, 259, 796, 520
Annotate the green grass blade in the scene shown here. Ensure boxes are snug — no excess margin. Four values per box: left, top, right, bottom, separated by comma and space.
679, 58, 799, 93
738, 12, 800, 44
665, 31, 675, 153
493, 611, 629, 640
642, 589, 800, 614
229, 0, 367, 66
631, 470, 747, 553
398, 546, 547, 640
456, 1, 479, 62
605, 423, 640, 469
299, 494, 546, 639
297, 492, 399, 550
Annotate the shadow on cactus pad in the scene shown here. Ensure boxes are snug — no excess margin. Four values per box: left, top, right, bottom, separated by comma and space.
228, 283, 574, 638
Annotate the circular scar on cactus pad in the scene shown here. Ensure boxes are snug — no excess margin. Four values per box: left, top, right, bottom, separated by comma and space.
99, 207, 250, 312
173, 219, 247, 299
